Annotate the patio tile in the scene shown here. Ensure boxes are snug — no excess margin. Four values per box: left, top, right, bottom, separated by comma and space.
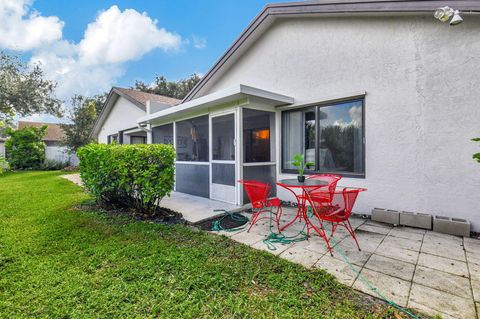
379, 235, 422, 252
409, 283, 476, 319
417, 252, 469, 277
363, 254, 415, 281
471, 279, 480, 302
356, 223, 391, 235
349, 217, 367, 229
294, 235, 330, 254
467, 251, 480, 267
421, 234, 466, 261
352, 230, 385, 252
464, 237, 480, 253
413, 266, 472, 299
364, 220, 394, 229
230, 231, 266, 246
425, 231, 463, 244
388, 227, 425, 241
353, 268, 411, 307
469, 262, 480, 282
332, 242, 372, 267
375, 243, 419, 264
476, 303, 480, 319
250, 240, 291, 256
279, 244, 324, 268
314, 255, 358, 286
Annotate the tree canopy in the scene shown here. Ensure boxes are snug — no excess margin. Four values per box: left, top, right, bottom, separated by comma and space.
4, 125, 47, 169
133, 73, 201, 100
0, 52, 62, 127
61, 94, 107, 151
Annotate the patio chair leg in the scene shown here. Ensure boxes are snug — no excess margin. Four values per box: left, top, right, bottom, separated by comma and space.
345, 220, 361, 251
275, 206, 282, 230
248, 210, 259, 232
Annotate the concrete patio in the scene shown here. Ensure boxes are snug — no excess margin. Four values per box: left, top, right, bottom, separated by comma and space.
213, 207, 480, 319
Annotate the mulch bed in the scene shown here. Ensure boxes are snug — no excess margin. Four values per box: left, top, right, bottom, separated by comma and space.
76, 201, 186, 225
194, 212, 249, 231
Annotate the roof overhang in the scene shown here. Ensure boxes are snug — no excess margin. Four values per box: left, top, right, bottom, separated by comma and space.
183, 0, 480, 102
137, 84, 294, 124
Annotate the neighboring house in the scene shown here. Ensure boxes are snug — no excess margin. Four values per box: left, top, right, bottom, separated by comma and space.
91, 87, 181, 144
98, 1, 480, 231
17, 121, 77, 164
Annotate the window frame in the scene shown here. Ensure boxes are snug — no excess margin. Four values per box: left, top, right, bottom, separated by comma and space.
281, 98, 366, 178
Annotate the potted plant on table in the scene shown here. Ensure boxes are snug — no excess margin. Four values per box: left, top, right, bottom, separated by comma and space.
291, 153, 314, 183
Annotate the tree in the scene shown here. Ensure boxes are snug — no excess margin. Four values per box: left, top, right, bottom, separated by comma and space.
133, 73, 201, 99
5, 125, 47, 169
0, 52, 62, 127
61, 94, 106, 151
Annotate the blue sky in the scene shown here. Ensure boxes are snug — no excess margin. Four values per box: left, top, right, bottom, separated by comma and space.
0, 0, 296, 122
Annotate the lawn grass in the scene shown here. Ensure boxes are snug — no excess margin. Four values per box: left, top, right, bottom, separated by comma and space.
0, 171, 393, 318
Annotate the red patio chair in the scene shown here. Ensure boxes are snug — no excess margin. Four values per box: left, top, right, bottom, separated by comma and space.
307, 174, 342, 204
238, 180, 282, 232
309, 187, 366, 253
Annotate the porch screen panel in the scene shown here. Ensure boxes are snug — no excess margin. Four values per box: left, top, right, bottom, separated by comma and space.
212, 114, 235, 160
242, 164, 276, 204
212, 163, 235, 186
243, 109, 275, 163
152, 124, 173, 144
176, 116, 209, 162
175, 163, 209, 198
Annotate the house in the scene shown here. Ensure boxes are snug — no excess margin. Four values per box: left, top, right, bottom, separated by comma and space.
96, 1, 480, 231
17, 121, 77, 164
91, 87, 181, 144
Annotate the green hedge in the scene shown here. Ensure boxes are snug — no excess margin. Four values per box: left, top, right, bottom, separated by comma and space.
77, 144, 175, 213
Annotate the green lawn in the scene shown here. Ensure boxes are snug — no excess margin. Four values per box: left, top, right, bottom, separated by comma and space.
0, 171, 393, 318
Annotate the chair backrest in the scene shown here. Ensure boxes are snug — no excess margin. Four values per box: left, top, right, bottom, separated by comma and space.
330, 187, 367, 217
307, 174, 342, 201
238, 180, 271, 209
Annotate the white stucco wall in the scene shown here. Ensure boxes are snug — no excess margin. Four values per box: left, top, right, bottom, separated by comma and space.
199, 16, 480, 230
97, 96, 146, 143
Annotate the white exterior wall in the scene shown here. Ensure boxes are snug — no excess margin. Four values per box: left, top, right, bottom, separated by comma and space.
45, 146, 78, 165
97, 96, 146, 143
199, 16, 480, 230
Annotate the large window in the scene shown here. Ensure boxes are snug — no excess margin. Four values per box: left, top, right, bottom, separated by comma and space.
175, 115, 209, 162
282, 99, 365, 177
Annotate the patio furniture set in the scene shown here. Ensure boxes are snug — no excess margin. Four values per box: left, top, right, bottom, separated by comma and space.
239, 175, 366, 255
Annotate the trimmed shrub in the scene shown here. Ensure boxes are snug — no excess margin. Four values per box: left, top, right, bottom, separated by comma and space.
77, 144, 175, 214
5, 125, 47, 169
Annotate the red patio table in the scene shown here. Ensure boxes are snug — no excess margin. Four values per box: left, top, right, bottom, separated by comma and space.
276, 178, 333, 254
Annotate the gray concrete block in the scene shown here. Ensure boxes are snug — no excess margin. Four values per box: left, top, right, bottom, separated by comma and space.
399, 211, 432, 230
433, 216, 470, 237
372, 208, 399, 225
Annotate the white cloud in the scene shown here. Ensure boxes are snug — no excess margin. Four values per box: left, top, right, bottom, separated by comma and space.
0, 0, 63, 50
0, 2, 183, 101
349, 105, 362, 127
78, 6, 181, 64
192, 35, 207, 49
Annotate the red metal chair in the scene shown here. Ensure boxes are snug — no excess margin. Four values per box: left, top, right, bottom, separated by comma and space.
309, 187, 366, 253
238, 180, 282, 232
307, 174, 342, 205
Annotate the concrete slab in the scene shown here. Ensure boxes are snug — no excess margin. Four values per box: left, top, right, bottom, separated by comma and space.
230, 231, 266, 246
409, 283, 476, 319
356, 223, 391, 235
417, 252, 469, 277
413, 266, 472, 299
161, 191, 240, 223
476, 303, 480, 319
469, 262, 480, 282
421, 233, 466, 262
251, 240, 291, 256
314, 255, 358, 286
375, 243, 419, 264
363, 253, 415, 281
471, 279, 480, 302
352, 230, 386, 252
279, 244, 324, 268
388, 227, 425, 241
464, 237, 480, 253
353, 268, 411, 307
379, 235, 422, 252
333, 241, 372, 266
467, 251, 480, 267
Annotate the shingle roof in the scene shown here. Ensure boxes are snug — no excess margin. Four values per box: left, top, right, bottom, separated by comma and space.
17, 121, 65, 142
114, 87, 181, 107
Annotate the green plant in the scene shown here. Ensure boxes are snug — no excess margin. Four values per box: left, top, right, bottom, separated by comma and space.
0, 155, 9, 174
290, 153, 314, 177
473, 138, 480, 164
4, 125, 47, 169
40, 159, 69, 171
77, 143, 175, 214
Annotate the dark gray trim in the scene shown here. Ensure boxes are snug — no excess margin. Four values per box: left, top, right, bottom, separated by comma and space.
183, 0, 480, 102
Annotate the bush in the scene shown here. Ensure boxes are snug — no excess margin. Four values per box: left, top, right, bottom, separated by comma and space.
5, 126, 47, 169
40, 159, 69, 171
473, 138, 480, 164
0, 156, 9, 174
77, 144, 175, 214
